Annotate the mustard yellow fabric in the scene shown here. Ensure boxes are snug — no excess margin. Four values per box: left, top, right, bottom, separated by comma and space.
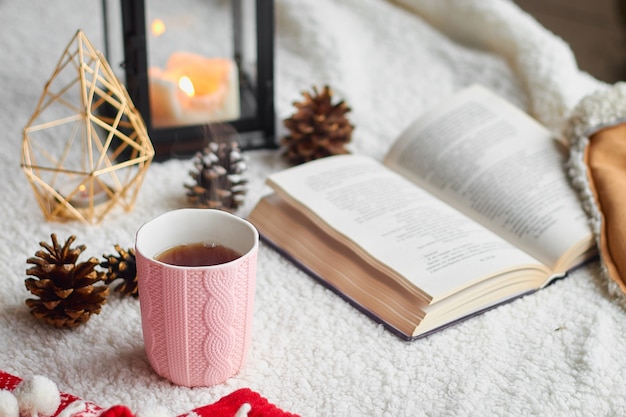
585, 123, 626, 293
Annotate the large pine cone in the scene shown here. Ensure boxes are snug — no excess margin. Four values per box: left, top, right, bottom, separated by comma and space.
185, 140, 248, 212
25, 234, 109, 328
282, 85, 353, 165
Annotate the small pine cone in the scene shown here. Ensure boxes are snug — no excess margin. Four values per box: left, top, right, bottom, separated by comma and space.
282, 85, 353, 165
102, 245, 138, 298
24, 234, 109, 329
185, 140, 248, 212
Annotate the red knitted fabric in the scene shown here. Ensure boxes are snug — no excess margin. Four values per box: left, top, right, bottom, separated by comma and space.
0, 370, 299, 417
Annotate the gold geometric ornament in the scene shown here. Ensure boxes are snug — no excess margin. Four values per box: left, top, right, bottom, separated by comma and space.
21, 30, 154, 224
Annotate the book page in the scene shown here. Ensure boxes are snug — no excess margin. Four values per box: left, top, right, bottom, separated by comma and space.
266, 155, 549, 301
384, 85, 592, 270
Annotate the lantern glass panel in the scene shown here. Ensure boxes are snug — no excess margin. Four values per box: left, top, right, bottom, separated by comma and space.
102, 0, 275, 158
145, 1, 242, 129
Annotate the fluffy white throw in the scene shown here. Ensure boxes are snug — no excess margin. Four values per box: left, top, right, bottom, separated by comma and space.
1, 0, 625, 415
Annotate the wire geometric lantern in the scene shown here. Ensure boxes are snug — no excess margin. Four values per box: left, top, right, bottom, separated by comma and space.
21, 30, 154, 225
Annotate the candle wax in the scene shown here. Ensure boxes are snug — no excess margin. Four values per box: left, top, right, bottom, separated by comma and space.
149, 52, 241, 128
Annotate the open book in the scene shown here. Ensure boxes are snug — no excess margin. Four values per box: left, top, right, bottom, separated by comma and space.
248, 85, 596, 340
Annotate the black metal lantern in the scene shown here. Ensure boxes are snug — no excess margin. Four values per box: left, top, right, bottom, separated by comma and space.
102, 0, 275, 159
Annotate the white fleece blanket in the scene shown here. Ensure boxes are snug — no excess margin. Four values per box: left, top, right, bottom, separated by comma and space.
2, 0, 626, 415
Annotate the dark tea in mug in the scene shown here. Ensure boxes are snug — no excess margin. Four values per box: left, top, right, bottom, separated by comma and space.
155, 242, 242, 267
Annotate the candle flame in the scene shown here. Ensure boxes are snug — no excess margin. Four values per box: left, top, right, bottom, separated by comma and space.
151, 19, 166, 37
178, 76, 195, 97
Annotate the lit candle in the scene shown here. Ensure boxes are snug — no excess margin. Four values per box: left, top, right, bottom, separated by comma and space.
148, 52, 241, 128
57, 179, 110, 208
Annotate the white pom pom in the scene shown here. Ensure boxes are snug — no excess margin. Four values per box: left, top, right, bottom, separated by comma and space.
135, 405, 171, 417
14, 376, 61, 417
0, 390, 19, 417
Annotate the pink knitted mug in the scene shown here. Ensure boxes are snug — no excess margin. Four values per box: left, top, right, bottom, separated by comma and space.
135, 209, 259, 387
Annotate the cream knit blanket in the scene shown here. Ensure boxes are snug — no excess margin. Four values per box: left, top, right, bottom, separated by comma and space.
1, 0, 625, 415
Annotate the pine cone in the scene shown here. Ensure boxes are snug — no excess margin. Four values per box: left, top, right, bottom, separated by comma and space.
282, 85, 353, 165
185, 140, 248, 212
102, 245, 138, 298
25, 234, 109, 329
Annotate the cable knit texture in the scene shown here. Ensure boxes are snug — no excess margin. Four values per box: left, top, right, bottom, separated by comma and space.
136, 250, 256, 387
